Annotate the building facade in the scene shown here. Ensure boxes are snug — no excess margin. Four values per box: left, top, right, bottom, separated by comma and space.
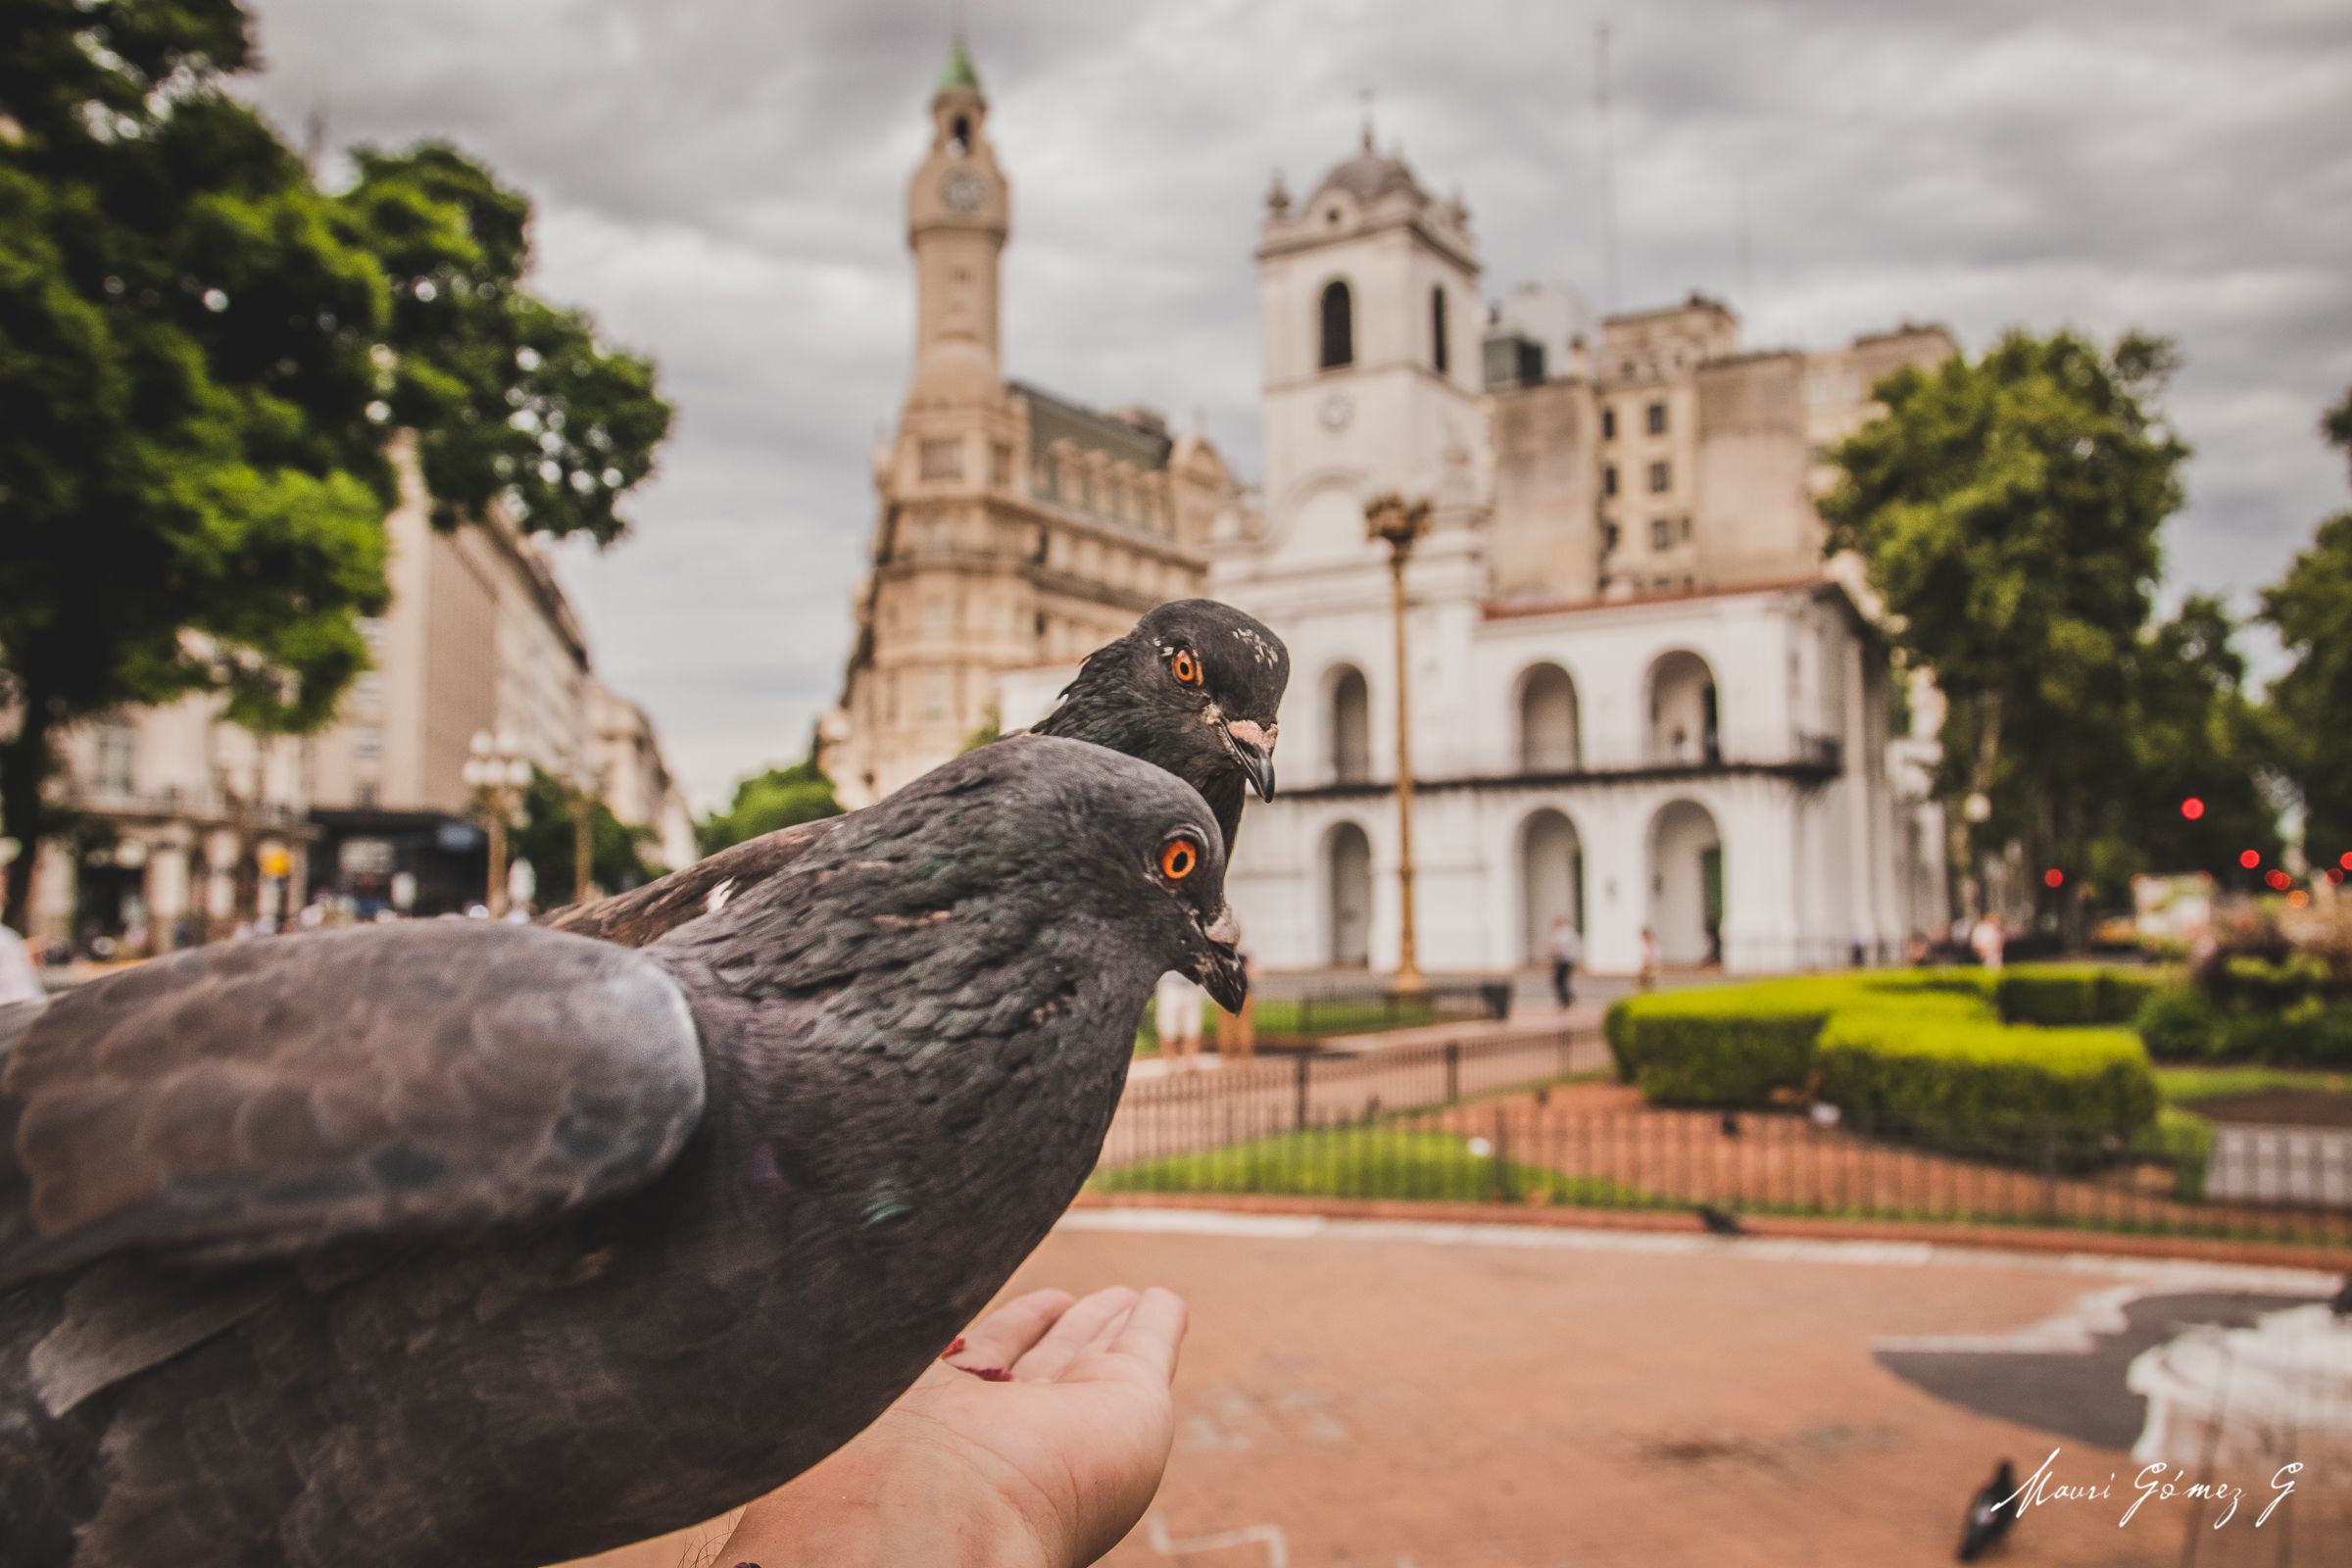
19, 437, 694, 946
1190, 132, 1952, 975
819, 41, 1249, 808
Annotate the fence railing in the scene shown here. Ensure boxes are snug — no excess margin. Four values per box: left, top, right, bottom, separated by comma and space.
1098, 1035, 2352, 1252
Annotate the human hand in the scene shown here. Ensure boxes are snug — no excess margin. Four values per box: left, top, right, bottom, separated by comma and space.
716, 1285, 1188, 1568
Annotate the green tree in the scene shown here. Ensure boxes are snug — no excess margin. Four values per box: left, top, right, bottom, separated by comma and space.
510, 765, 652, 908
1822, 329, 2189, 925
0, 2, 673, 932
0, 0, 393, 928
333, 143, 670, 545
697, 758, 841, 855
2091, 595, 2281, 892
2262, 389, 2352, 865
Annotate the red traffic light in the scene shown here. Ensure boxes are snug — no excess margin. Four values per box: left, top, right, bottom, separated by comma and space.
2341, 851, 2352, 871
2239, 850, 2262, 870
2042, 867, 2065, 889
2180, 797, 2205, 821
2267, 869, 2292, 892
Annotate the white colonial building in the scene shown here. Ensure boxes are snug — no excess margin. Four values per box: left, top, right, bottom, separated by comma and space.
1008, 122, 1951, 977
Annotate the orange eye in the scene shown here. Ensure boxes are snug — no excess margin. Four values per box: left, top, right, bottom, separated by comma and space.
1159, 837, 1200, 880
1170, 649, 1201, 686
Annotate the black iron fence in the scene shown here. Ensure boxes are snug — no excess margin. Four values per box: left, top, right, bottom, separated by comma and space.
1097, 1034, 2352, 1252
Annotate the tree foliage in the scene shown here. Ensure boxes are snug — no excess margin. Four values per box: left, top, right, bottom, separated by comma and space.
0, 0, 671, 930
697, 759, 841, 856
1822, 329, 2193, 913
333, 143, 669, 544
2261, 389, 2352, 862
511, 765, 653, 908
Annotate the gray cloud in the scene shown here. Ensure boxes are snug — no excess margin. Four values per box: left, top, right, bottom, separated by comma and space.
239, 0, 2352, 805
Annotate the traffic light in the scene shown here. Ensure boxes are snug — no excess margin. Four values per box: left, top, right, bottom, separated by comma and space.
2238, 850, 2262, 870
2180, 797, 2205, 821
2266, 869, 2292, 892
2042, 867, 2065, 889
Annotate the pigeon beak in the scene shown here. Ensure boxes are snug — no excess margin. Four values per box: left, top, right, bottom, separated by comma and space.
1186, 901, 1249, 1012
1226, 719, 1278, 804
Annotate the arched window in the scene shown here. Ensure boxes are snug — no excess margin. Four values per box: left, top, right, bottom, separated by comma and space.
1319, 279, 1353, 369
1330, 665, 1371, 782
1517, 663, 1580, 771
950, 114, 971, 156
1431, 284, 1448, 374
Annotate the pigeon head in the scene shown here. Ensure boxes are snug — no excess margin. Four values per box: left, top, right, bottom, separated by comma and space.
1033, 599, 1290, 850
690, 734, 1247, 1012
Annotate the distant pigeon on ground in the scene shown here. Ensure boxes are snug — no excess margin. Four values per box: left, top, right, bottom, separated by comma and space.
550, 598, 1288, 948
1695, 1204, 1746, 1237
1956, 1458, 2019, 1561
1719, 1111, 1740, 1138
0, 736, 1245, 1568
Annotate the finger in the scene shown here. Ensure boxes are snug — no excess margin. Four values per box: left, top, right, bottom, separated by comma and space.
1011, 1286, 1138, 1383
952, 1288, 1074, 1373
1102, 1287, 1188, 1384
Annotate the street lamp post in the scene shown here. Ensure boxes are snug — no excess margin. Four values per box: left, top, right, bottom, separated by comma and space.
462, 730, 531, 916
568, 768, 594, 906
1366, 492, 1433, 998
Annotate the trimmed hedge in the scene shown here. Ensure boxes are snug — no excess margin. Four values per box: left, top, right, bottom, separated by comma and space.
2131, 988, 2352, 1067
1815, 1013, 2159, 1149
1995, 963, 2174, 1027
1604, 971, 1996, 1107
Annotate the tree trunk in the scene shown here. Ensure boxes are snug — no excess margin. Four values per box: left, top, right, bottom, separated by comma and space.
1, 682, 53, 937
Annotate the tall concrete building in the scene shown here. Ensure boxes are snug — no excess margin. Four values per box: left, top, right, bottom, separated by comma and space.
818, 39, 1249, 808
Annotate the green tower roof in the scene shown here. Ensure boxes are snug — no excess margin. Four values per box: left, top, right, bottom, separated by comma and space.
937, 35, 981, 93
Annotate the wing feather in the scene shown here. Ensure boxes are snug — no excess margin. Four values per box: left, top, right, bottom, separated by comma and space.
541, 816, 842, 947
0, 922, 705, 1287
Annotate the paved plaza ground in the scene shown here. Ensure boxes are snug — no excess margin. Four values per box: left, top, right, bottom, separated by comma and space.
570, 1212, 2348, 1568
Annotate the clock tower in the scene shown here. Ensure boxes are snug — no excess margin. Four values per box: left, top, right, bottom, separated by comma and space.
906, 35, 1008, 405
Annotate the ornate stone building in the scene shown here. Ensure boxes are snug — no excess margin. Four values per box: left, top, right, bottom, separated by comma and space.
818, 40, 1248, 808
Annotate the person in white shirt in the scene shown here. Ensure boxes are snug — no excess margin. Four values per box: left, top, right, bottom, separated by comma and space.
1153, 969, 1206, 1070
1545, 916, 1583, 1008
0, 924, 45, 1007
1969, 912, 2006, 974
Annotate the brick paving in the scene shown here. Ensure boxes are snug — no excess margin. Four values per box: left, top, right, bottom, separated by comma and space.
564, 1214, 2349, 1568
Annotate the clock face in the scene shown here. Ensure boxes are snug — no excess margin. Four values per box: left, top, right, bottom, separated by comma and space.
940, 170, 985, 213
1320, 391, 1353, 431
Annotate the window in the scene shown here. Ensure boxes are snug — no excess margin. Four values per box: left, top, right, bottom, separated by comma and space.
1601, 408, 1616, 440
1036, 455, 1058, 500
1648, 460, 1671, 493
1650, 517, 1672, 551
1681, 514, 1693, 542
1602, 520, 1621, 553
922, 673, 951, 722
991, 443, 1011, 486
919, 439, 961, 480
922, 599, 950, 633
1646, 402, 1667, 435
1431, 285, 1448, 374
93, 720, 136, 797
949, 114, 971, 156
352, 725, 383, 761
1319, 279, 1353, 369
1602, 465, 1619, 498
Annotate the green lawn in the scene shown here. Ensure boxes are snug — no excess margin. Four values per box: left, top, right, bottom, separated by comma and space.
2153, 1065, 2352, 1103
1092, 1126, 1642, 1205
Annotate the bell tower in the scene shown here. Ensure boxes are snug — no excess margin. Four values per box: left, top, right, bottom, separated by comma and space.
906, 36, 1008, 404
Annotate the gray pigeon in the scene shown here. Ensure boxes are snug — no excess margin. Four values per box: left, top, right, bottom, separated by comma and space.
0, 735, 1244, 1567
549, 598, 1287, 948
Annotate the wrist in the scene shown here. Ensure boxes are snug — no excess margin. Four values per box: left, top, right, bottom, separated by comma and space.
722, 1419, 1054, 1568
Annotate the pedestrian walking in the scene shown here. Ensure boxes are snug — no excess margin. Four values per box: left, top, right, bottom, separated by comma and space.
1638, 927, 1660, 992
1545, 915, 1583, 1008
1969, 911, 2006, 974
1154, 967, 1206, 1071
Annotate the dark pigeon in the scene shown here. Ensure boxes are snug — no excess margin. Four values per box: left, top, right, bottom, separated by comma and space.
1956, 1458, 2019, 1561
0, 735, 1244, 1568
548, 598, 1288, 948
1695, 1204, 1746, 1237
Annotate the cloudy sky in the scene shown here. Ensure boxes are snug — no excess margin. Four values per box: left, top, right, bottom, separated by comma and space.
238, 0, 2352, 808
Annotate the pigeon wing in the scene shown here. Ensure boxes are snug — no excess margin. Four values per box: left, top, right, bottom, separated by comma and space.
0, 922, 705, 1288
541, 815, 843, 947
